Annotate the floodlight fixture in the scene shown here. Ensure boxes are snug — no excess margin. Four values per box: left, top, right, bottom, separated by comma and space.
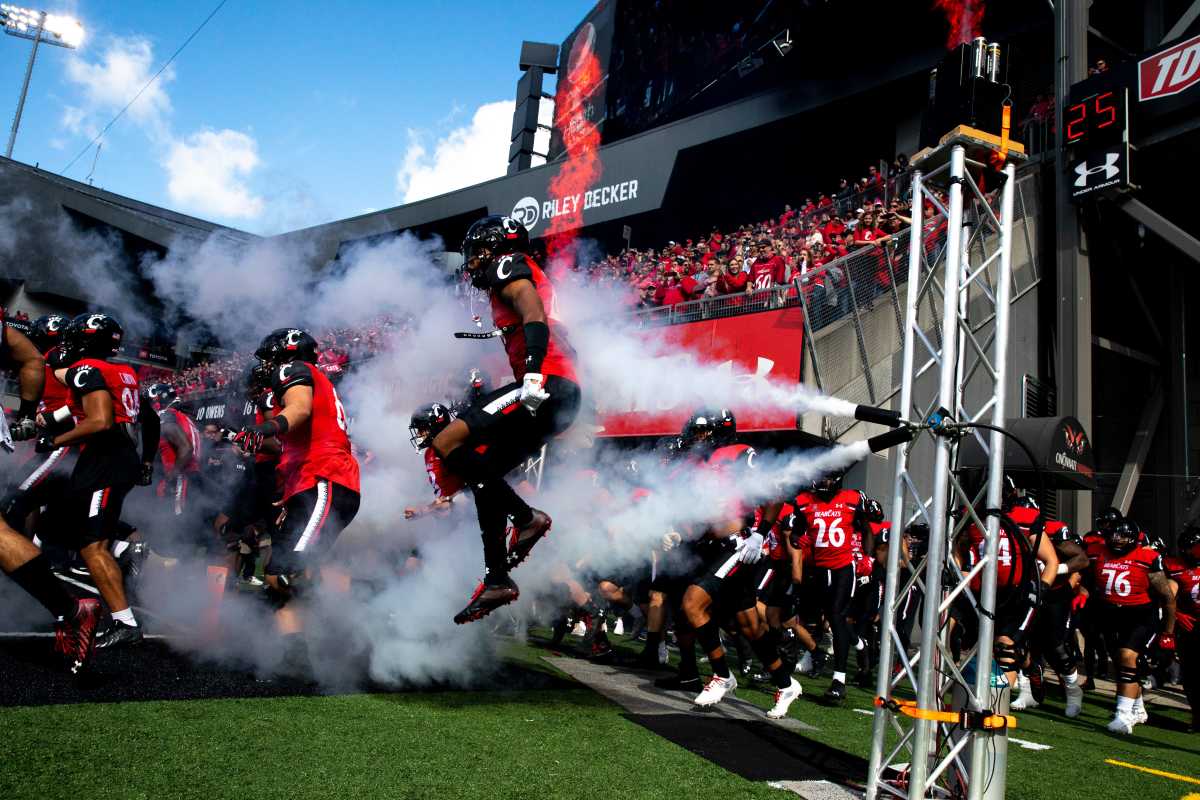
2, 5, 86, 158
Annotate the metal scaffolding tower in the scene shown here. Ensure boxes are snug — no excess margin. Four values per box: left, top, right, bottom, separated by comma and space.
866, 135, 1022, 800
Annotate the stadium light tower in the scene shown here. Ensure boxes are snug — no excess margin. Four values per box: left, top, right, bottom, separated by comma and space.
2, 4, 84, 158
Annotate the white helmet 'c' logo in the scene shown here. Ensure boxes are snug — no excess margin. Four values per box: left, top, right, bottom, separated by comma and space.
496, 255, 514, 280
285, 329, 304, 347
47, 317, 61, 332
86, 314, 105, 330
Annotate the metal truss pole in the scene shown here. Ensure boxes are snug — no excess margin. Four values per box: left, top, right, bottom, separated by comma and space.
866, 167, 925, 800
866, 143, 1019, 799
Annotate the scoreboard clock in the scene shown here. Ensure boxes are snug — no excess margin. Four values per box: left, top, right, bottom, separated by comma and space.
1065, 75, 1132, 201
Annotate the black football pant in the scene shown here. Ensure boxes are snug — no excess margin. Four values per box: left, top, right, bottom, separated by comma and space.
815, 564, 857, 674
452, 377, 580, 583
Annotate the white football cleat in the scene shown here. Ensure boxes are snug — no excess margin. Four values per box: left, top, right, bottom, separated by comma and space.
694, 674, 737, 707
1064, 682, 1083, 718
766, 678, 803, 719
1107, 711, 1137, 734
1010, 674, 1039, 710
1133, 705, 1149, 725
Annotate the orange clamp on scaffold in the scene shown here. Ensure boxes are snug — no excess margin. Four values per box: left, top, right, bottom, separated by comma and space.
989, 100, 1013, 170
874, 697, 1017, 730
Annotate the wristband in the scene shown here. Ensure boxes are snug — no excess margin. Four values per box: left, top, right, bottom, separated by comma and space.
522, 320, 549, 374
256, 415, 289, 437
17, 397, 36, 420
1056, 563, 1069, 575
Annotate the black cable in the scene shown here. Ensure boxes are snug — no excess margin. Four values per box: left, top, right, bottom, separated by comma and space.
61, 0, 229, 176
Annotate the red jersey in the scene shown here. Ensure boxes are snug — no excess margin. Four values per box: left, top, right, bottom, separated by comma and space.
1086, 540, 1164, 607
481, 253, 578, 383
254, 390, 281, 464
424, 447, 463, 499
66, 359, 140, 424
39, 346, 72, 416
750, 256, 785, 290
792, 489, 876, 569
755, 502, 794, 561
271, 361, 360, 500
707, 443, 756, 524
965, 505, 1045, 590
851, 531, 873, 577
158, 407, 200, 474
1173, 566, 1200, 633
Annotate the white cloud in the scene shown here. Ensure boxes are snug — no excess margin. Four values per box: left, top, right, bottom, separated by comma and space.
163, 129, 264, 220
62, 36, 173, 138
396, 100, 513, 203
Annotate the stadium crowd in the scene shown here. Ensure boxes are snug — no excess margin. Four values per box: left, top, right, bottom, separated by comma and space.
0, 212, 1192, 741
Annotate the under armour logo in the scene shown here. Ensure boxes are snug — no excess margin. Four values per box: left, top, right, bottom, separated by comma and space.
1074, 153, 1120, 187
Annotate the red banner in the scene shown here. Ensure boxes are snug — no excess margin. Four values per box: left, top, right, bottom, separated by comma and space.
1139, 33, 1200, 101
596, 307, 806, 437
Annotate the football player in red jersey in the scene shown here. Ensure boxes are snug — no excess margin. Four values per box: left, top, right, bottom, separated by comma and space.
1079, 506, 1124, 687
42, 313, 148, 649
1085, 519, 1176, 733
2, 314, 78, 534
0, 311, 101, 674
954, 482, 1059, 701
674, 409, 803, 718
434, 216, 581, 625
146, 383, 201, 518
405, 402, 463, 519
234, 328, 361, 623
791, 469, 884, 704
1172, 526, 1200, 731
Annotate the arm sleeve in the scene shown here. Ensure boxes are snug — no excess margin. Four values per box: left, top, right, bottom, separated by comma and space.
138, 402, 161, 463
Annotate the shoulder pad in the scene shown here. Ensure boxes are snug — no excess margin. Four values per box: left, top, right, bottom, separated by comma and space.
482, 253, 535, 291
273, 361, 314, 393
66, 362, 107, 394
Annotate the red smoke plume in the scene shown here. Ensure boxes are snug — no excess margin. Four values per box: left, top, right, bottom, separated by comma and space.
544, 26, 603, 275
933, 0, 985, 49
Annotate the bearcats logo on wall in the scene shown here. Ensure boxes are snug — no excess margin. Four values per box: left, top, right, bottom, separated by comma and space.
511, 196, 540, 230
1063, 424, 1086, 456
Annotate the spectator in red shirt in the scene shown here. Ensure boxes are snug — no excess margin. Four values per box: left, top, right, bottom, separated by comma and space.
717, 260, 749, 296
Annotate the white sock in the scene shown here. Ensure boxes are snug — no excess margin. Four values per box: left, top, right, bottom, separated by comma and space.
111, 540, 130, 558
1116, 695, 1134, 714
833, 671, 847, 684
111, 607, 138, 627
1063, 670, 1079, 686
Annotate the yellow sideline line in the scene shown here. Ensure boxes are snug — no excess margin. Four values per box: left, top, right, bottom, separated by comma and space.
1104, 759, 1200, 785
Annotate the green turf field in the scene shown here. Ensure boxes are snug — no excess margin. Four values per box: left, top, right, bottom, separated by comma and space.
1, 633, 1197, 800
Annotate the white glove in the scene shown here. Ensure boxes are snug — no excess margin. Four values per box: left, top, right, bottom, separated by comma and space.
738, 531, 765, 564
661, 531, 682, 552
519, 372, 550, 414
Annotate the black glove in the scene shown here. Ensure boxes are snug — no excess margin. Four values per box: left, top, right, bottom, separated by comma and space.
10, 416, 36, 442
34, 433, 59, 454
137, 462, 154, 486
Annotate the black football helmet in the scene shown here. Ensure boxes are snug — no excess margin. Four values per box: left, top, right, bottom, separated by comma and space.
255, 328, 318, 367
1096, 506, 1123, 534
1179, 525, 1200, 567
461, 215, 529, 288
811, 467, 846, 497
1105, 519, 1140, 555
679, 408, 737, 455
1050, 524, 1084, 549
62, 312, 123, 360
906, 522, 931, 561
146, 383, 178, 411
244, 362, 273, 401
29, 313, 68, 353
409, 402, 453, 452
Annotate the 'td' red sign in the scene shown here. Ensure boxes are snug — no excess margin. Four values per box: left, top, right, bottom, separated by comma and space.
1139, 33, 1200, 101
596, 307, 806, 437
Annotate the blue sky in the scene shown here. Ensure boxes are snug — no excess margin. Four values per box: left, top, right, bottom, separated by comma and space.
0, 1, 592, 233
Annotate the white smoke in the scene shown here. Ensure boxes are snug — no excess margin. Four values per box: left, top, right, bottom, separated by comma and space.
0, 200, 876, 688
